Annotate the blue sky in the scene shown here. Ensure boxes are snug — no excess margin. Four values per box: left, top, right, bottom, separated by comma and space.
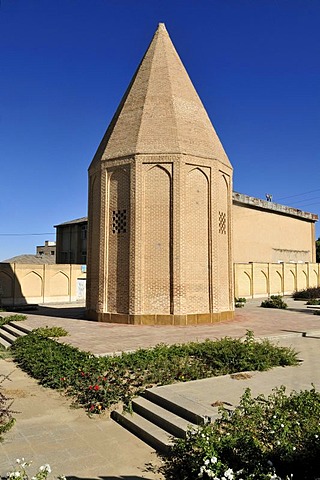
1, 0, 319, 260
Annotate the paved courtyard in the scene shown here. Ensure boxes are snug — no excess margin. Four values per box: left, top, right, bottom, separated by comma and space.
1, 297, 320, 479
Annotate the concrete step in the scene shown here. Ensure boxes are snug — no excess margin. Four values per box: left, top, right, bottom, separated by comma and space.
9, 321, 32, 334
0, 336, 12, 350
2, 323, 28, 338
132, 396, 193, 438
111, 409, 174, 453
144, 387, 218, 425
0, 320, 31, 349
0, 328, 17, 345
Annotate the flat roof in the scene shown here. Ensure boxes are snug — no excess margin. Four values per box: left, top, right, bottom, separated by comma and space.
54, 217, 88, 227
233, 192, 318, 222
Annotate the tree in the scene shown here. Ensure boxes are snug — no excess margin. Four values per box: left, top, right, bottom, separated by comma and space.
316, 237, 320, 263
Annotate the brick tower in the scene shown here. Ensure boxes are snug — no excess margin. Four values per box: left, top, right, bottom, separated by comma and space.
87, 23, 234, 324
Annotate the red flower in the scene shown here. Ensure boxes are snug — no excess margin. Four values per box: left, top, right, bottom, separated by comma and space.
94, 385, 99, 391
89, 385, 93, 390
80, 371, 85, 377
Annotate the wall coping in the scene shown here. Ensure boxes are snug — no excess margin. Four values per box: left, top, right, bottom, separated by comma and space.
233, 192, 318, 222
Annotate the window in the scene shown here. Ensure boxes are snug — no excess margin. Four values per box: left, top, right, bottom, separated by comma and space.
81, 225, 87, 240
112, 209, 127, 234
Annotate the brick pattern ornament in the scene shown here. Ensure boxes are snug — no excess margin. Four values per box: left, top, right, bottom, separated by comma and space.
86, 23, 234, 324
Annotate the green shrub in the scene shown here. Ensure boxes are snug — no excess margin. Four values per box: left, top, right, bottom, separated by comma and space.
261, 295, 287, 309
292, 287, 320, 300
11, 331, 298, 414
32, 326, 69, 338
0, 314, 27, 328
306, 299, 320, 305
162, 386, 320, 480
313, 310, 320, 316
237, 297, 247, 304
235, 297, 247, 308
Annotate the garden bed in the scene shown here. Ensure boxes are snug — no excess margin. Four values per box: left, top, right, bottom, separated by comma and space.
11, 331, 298, 414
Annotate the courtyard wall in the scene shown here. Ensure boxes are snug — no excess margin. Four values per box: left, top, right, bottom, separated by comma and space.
234, 262, 320, 298
0, 263, 86, 305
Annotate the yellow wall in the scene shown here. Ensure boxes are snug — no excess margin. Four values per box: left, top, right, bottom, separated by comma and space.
2, 261, 319, 307
233, 203, 316, 263
0, 263, 86, 305
234, 262, 320, 298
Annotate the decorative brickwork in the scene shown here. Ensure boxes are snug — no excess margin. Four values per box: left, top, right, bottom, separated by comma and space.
219, 211, 226, 234
107, 169, 130, 313
86, 23, 234, 324
142, 164, 171, 314
185, 167, 210, 312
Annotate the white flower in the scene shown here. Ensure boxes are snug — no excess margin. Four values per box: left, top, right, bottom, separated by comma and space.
224, 468, 234, 480
8, 472, 20, 479
39, 464, 51, 474
315, 434, 319, 439
292, 446, 296, 451
211, 456, 217, 464
204, 459, 210, 465
277, 440, 281, 445
280, 423, 284, 428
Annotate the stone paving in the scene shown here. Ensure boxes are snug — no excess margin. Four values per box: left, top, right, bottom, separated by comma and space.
1, 297, 320, 479
2, 297, 320, 355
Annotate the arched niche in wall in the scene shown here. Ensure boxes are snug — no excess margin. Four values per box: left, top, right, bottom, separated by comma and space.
21, 271, 43, 299
142, 164, 172, 314
50, 271, 69, 297
107, 168, 130, 313
185, 167, 210, 312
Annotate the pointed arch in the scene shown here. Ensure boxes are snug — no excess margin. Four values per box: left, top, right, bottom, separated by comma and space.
50, 271, 70, 296
107, 168, 130, 313
142, 163, 172, 313
185, 167, 210, 311
21, 271, 43, 298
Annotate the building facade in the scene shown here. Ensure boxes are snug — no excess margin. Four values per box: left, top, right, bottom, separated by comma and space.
55, 217, 87, 264
86, 23, 234, 325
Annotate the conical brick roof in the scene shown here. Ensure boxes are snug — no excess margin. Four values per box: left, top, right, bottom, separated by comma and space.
90, 23, 231, 167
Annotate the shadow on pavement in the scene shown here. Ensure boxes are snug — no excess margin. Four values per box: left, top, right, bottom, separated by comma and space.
281, 329, 320, 339
21, 305, 87, 320
286, 307, 317, 315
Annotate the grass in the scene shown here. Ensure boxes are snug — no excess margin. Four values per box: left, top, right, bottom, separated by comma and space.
11, 331, 299, 414
32, 326, 69, 338
0, 314, 27, 328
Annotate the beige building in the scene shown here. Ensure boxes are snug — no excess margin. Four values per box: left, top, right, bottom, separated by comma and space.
233, 193, 317, 263
55, 217, 87, 264
36, 240, 56, 260
86, 23, 234, 325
